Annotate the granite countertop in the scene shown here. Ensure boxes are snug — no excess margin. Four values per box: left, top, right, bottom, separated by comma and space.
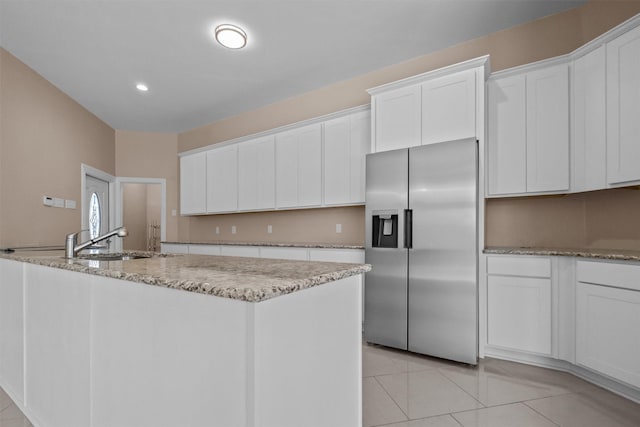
162, 241, 365, 250
484, 247, 640, 262
0, 250, 370, 303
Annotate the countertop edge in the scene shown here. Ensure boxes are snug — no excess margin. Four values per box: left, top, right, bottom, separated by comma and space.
0, 252, 371, 303
483, 247, 640, 262
161, 241, 365, 250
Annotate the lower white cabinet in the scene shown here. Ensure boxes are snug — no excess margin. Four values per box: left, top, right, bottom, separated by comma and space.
188, 244, 221, 255
0, 259, 24, 405
160, 243, 189, 254
486, 255, 552, 355
576, 260, 640, 389
220, 245, 261, 258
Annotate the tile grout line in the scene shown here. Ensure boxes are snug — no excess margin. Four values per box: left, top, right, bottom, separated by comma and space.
435, 366, 487, 409
372, 375, 410, 423
522, 398, 563, 427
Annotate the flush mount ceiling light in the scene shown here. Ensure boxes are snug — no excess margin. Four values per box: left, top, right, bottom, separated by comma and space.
214, 24, 247, 49
136, 83, 149, 92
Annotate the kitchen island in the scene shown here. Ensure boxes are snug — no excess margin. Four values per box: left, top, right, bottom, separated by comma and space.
0, 251, 369, 427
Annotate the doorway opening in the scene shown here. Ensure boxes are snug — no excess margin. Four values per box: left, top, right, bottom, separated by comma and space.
115, 178, 166, 252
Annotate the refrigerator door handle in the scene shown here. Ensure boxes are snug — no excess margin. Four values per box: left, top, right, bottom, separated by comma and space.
404, 209, 413, 249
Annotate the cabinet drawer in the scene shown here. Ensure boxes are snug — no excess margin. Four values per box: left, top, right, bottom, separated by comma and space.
576, 260, 640, 291
487, 255, 551, 277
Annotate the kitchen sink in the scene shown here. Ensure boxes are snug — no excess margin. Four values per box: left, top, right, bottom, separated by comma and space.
76, 253, 152, 261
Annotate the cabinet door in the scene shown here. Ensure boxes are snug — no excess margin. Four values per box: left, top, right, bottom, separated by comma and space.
297, 124, 322, 207
607, 25, 640, 185
276, 124, 322, 208
373, 85, 421, 152
323, 116, 351, 205
179, 153, 207, 215
349, 110, 371, 204
487, 75, 527, 195
188, 245, 221, 255
207, 145, 238, 213
275, 131, 298, 208
422, 70, 476, 145
238, 136, 275, 211
526, 64, 570, 193
576, 283, 640, 388
572, 46, 606, 193
324, 111, 371, 206
487, 275, 552, 355
161, 243, 189, 254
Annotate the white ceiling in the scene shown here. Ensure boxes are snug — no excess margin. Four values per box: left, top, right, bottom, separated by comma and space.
0, 0, 586, 133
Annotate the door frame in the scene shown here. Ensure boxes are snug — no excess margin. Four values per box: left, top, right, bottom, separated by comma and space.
81, 164, 116, 239
114, 177, 167, 252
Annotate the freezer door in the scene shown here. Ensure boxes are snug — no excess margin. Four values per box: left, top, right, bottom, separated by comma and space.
364, 148, 409, 350
408, 139, 478, 364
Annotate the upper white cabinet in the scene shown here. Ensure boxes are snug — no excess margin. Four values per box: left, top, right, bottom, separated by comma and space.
324, 110, 371, 205
180, 152, 207, 215
606, 24, 640, 186
572, 46, 607, 193
487, 61, 569, 196
369, 57, 487, 153
275, 123, 322, 209
238, 136, 275, 211
526, 64, 570, 193
421, 70, 476, 145
207, 145, 238, 213
371, 85, 421, 152
487, 75, 527, 195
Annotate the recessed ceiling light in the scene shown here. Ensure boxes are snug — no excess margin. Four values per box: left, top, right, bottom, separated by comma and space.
214, 24, 247, 49
136, 83, 149, 92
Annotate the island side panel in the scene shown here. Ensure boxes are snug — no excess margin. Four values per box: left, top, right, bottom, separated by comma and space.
24, 263, 91, 427
250, 275, 363, 427
90, 274, 251, 427
0, 259, 25, 407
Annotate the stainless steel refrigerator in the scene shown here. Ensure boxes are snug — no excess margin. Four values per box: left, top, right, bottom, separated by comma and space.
364, 138, 478, 365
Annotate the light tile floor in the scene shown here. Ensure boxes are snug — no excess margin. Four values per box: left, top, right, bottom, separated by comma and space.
363, 342, 640, 427
1, 343, 639, 427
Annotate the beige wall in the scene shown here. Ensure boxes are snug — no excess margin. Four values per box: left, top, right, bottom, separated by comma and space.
177, 1, 640, 247
0, 48, 115, 248
115, 130, 179, 242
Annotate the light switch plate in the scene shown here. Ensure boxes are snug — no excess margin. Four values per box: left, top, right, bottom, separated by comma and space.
231, 226, 237, 234
267, 225, 273, 234
336, 224, 342, 233
65, 199, 76, 209
215, 226, 220, 235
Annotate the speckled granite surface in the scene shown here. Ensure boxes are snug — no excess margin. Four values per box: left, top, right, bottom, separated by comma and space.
484, 247, 640, 262
162, 241, 365, 250
0, 251, 370, 302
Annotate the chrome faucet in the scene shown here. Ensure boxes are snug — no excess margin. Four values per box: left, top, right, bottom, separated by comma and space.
65, 227, 128, 258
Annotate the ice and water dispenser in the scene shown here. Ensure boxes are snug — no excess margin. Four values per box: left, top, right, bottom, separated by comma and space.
371, 211, 398, 248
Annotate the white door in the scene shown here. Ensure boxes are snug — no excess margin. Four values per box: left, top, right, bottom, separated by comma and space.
85, 175, 109, 241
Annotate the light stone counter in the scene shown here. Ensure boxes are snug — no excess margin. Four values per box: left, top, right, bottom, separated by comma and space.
484, 246, 640, 262
162, 240, 365, 249
0, 250, 370, 302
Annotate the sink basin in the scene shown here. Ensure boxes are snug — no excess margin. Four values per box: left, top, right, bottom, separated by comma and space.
76, 253, 151, 261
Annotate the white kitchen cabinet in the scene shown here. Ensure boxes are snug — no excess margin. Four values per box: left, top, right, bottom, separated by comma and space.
487, 62, 569, 196
24, 264, 91, 427
260, 247, 309, 260
487, 75, 527, 195
220, 245, 261, 258
0, 259, 24, 405
275, 124, 322, 209
486, 256, 552, 355
324, 110, 370, 206
421, 69, 476, 145
526, 63, 570, 193
188, 244, 221, 255
207, 145, 238, 213
575, 260, 640, 389
371, 85, 421, 152
238, 136, 275, 211
161, 243, 189, 254
179, 152, 207, 215
309, 248, 365, 264
571, 46, 607, 193
606, 24, 640, 186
